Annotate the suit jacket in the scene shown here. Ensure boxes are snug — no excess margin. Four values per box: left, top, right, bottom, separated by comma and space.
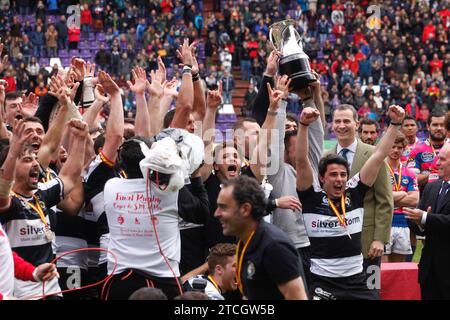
409, 180, 450, 286
325, 140, 394, 258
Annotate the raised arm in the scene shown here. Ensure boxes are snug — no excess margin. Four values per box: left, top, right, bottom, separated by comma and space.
311, 71, 326, 129
199, 83, 222, 182
58, 119, 88, 197
360, 105, 406, 187
38, 75, 79, 170
128, 66, 151, 137
249, 79, 287, 182
296, 107, 321, 191
0, 80, 10, 139
159, 78, 178, 119
0, 120, 34, 212
251, 50, 281, 126
191, 46, 206, 121
146, 69, 165, 136
171, 38, 194, 129
98, 71, 123, 162
82, 84, 109, 132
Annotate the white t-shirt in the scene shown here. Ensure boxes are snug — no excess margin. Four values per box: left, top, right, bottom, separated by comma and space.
104, 178, 181, 277
0, 223, 14, 298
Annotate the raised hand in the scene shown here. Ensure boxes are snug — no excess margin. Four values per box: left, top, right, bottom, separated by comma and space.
299, 107, 320, 126
156, 56, 167, 83
275, 75, 291, 99
68, 119, 89, 138
146, 69, 165, 98
94, 84, 110, 103
98, 70, 120, 96
127, 66, 147, 95
70, 57, 86, 81
266, 82, 284, 110
190, 42, 199, 75
49, 75, 80, 102
0, 79, 7, 105
264, 49, 282, 77
387, 104, 405, 124
0, 43, 8, 73
310, 70, 321, 93
85, 62, 96, 77
9, 119, 35, 157
207, 81, 223, 110
163, 78, 179, 98
176, 38, 194, 66
21, 92, 39, 115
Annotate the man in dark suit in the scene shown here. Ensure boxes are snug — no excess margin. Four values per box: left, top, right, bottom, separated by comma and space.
405, 143, 450, 300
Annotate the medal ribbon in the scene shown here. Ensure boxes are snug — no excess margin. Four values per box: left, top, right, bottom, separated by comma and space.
387, 163, 402, 191
236, 229, 256, 296
11, 192, 48, 227
327, 195, 347, 228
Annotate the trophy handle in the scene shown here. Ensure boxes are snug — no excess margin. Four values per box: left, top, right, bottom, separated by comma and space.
269, 28, 275, 50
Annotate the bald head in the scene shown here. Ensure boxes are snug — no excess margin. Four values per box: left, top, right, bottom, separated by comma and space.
437, 143, 450, 181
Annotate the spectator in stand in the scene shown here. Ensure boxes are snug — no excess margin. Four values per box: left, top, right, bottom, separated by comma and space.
95, 44, 111, 72
26, 57, 39, 84
81, 3, 93, 34
221, 69, 234, 105
419, 104, 431, 131
31, 26, 45, 58
45, 24, 58, 58
56, 15, 68, 50
68, 22, 81, 50
405, 97, 421, 122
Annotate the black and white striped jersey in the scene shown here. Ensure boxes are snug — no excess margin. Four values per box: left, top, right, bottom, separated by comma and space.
297, 174, 369, 278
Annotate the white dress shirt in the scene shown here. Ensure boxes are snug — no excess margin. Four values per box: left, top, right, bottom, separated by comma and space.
337, 139, 358, 169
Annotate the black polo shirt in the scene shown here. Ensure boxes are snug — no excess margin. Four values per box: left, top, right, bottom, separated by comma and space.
239, 220, 301, 300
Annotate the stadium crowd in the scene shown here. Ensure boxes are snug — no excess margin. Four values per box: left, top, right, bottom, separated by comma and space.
0, 0, 450, 301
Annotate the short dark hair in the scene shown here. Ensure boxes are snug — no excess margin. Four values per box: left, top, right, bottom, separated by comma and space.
23, 116, 44, 126
402, 115, 417, 124
93, 133, 105, 155
232, 117, 257, 131
332, 104, 358, 122
394, 132, 407, 147
286, 113, 299, 126
207, 243, 236, 275
163, 109, 176, 129
118, 137, 152, 178
445, 111, 450, 132
427, 109, 445, 126
129, 287, 168, 300
222, 175, 267, 220
212, 141, 242, 164
318, 154, 350, 180
284, 130, 297, 150
4, 92, 22, 111
358, 117, 380, 133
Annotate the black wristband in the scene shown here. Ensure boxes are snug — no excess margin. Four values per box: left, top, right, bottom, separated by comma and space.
390, 122, 402, 126
300, 121, 309, 127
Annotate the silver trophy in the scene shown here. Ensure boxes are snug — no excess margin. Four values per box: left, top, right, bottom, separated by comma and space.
269, 20, 316, 90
